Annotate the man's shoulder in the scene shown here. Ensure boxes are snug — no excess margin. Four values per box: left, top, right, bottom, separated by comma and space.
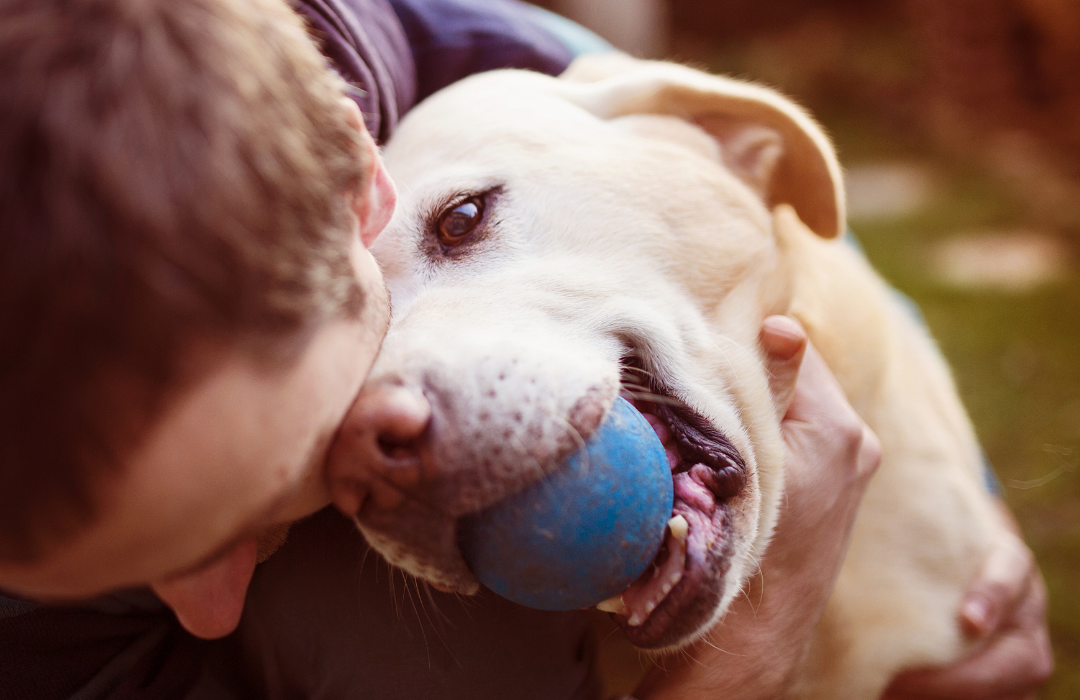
0, 594, 38, 621
289, 0, 574, 140
291, 0, 416, 142
0, 592, 201, 700
388, 0, 574, 101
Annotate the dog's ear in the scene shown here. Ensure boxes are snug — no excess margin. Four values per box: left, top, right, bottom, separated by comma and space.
561, 54, 845, 239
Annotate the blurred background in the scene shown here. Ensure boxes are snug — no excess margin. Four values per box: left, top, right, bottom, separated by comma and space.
530, 1, 1080, 696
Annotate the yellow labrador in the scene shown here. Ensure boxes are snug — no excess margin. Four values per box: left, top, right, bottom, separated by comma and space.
360, 54, 1005, 698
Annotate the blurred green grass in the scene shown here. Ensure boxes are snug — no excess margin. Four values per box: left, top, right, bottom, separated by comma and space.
827, 117, 1080, 698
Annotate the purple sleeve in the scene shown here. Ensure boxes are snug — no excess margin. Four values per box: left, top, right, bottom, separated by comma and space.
291, 0, 417, 143
291, 0, 573, 143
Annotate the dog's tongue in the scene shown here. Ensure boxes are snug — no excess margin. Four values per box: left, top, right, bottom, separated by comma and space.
642, 411, 680, 471
597, 456, 731, 630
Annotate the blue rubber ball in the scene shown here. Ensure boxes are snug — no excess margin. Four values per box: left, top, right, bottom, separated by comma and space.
460, 396, 674, 611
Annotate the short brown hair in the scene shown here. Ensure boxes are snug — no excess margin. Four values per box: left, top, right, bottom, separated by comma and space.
0, 0, 370, 561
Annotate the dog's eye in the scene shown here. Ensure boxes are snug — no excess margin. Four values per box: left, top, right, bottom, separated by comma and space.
437, 196, 484, 248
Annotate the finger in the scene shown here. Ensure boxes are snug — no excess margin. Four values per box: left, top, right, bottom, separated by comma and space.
886, 563, 1052, 700
777, 338, 879, 493
856, 422, 883, 483
883, 690, 1034, 700
959, 531, 1035, 637
993, 498, 1023, 536
781, 338, 855, 428
760, 315, 807, 418
884, 622, 1053, 699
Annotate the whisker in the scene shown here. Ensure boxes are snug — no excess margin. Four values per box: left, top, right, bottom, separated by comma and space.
507, 432, 548, 486
620, 364, 655, 379
421, 580, 453, 626
404, 575, 432, 668
416, 579, 466, 669
619, 390, 685, 407
698, 636, 742, 658
708, 335, 748, 387
545, 409, 589, 475
619, 380, 652, 392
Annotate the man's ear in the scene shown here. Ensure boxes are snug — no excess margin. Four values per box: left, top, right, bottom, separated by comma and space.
341, 98, 397, 248
560, 56, 845, 239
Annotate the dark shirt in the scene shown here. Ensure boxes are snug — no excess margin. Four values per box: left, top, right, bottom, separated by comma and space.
0, 591, 209, 700
0, 1, 575, 698
230, 509, 601, 700
291, 0, 572, 142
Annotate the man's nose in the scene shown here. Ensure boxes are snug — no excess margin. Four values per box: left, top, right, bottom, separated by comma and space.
151, 537, 258, 639
328, 381, 432, 517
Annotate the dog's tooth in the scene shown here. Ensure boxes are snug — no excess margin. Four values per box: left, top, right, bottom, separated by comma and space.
669, 570, 683, 586
645, 601, 656, 614
661, 582, 672, 595
667, 514, 689, 541
596, 595, 628, 616
628, 613, 643, 627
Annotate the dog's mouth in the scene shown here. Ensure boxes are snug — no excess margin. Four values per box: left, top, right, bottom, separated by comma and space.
596, 358, 747, 649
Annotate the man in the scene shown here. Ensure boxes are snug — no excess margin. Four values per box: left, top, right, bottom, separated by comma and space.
0, 0, 1050, 697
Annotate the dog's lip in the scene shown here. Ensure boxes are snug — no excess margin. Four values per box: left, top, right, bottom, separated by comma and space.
613, 467, 733, 648
604, 372, 745, 648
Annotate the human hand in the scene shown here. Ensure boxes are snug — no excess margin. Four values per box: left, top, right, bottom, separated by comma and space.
634, 315, 882, 700
882, 506, 1053, 700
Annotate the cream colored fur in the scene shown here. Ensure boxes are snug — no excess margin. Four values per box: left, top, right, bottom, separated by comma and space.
370, 54, 1005, 698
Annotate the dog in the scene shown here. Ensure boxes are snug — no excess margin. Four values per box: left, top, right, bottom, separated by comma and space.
351, 54, 1006, 698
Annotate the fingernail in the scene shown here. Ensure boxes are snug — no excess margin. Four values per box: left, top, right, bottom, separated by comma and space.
961, 595, 993, 636
761, 316, 805, 361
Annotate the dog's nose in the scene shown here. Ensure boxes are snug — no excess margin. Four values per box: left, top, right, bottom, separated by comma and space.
328, 381, 432, 516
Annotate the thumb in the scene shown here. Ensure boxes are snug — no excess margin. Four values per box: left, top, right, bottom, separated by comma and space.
959, 530, 1035, 637
760, 315, 808, 419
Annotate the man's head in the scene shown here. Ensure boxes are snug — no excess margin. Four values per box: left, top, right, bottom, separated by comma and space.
0, 0, 395, 634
